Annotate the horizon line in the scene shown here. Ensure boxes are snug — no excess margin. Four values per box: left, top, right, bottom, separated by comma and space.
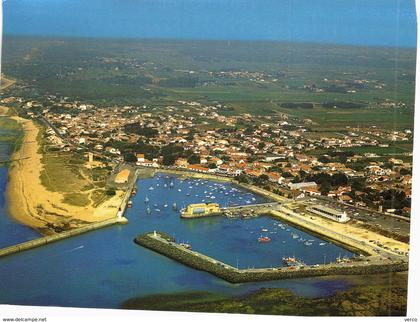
3, 33, 417, 50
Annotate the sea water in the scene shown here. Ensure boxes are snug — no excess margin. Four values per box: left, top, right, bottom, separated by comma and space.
0, 173, 354, 309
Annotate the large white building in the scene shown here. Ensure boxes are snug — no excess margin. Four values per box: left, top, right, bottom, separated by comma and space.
306, 205, 350, 223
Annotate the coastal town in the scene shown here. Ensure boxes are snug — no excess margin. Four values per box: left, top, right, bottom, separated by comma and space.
1, 93, 412, 220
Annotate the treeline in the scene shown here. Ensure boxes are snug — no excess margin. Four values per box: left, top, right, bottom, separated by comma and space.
280, 102, 314, 109
322, 101, 364, 109
123, 123, 158, 137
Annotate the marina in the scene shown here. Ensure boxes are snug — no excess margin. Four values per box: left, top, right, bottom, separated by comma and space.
0, 173, 362, 308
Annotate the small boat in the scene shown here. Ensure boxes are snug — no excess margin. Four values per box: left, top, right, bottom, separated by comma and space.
282, 256, 305, 267
164, 184, 167, 188
173, 202, 177, 210
262, 228, 268, 232
291, 233, 299, 239
131, 188, 137, 196
169, 182, 174, 188
304, 241, 313, 246
144, 196, 149, 203
178, 189, 182, 192
319, 242, 326, 246
127, 200, 133, 208
155, 209, 161, 212
148, 187, 154, 191
164, 204, 168, 208
258, 236, 271, 243
146, 207, 151, 214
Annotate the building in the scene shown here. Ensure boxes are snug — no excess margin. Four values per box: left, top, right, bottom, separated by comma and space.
289, 182, 317, 190
306, 205, 349, 223
181, 203, 220, 218
114, 169, 130, 184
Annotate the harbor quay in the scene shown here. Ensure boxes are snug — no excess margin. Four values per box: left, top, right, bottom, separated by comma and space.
134, 231, 408, 284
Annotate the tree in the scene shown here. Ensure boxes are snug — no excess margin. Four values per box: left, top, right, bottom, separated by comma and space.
208, 162, 217, 169
320, 182, 331, 196
106, 188, 116, 196
331, 173, 348, 187
187, 154, 200, 164
318, 155, 330, 164
124, 153, 137, 163
162, 154, 176, 166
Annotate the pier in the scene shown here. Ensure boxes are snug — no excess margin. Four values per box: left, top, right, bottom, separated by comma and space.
0, 217, 126, 258
134, 231, 408, 284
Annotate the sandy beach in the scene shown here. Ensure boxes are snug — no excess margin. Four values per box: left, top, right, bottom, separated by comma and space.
3, 108, 124, 234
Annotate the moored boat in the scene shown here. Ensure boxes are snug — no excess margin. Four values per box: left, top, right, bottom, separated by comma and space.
282, 256, 305, 267
258, 236, 271, 243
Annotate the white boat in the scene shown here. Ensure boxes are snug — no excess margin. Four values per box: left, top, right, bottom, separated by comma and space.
319, 242, 326, 246
148, 187, 154, 191
144, 196, 149, 203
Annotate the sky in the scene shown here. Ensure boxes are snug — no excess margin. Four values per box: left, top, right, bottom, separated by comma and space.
2, 0, 418, 47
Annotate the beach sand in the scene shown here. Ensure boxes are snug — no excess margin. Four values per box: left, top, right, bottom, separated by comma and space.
3, 108, 124, 234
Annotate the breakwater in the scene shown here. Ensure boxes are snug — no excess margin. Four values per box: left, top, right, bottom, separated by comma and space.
0, 217, 126, 258
134, 232, 408, 284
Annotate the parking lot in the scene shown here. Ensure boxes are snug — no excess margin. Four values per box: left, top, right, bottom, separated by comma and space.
310, 197, 410, 241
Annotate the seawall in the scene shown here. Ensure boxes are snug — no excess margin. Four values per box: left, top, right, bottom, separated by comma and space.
135, 232, 408, 284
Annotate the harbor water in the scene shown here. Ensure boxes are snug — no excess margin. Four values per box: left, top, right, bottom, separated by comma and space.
0, 173, 354, 309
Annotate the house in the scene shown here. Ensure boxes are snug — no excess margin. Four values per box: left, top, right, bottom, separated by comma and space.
289, 182, 317, 190
175, 158, 189, 168
136, 153, 145, 163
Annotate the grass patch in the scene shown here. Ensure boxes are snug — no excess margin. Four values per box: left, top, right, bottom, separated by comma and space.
62, 192, 90, 207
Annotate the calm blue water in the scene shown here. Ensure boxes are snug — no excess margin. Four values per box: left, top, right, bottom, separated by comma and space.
3, 0, 417, 47
0, 173, 354, 309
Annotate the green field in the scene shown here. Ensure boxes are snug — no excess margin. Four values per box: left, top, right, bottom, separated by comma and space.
1, 37, 416, 129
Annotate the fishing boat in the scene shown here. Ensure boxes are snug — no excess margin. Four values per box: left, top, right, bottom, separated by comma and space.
282, 256, 305, 267
258, 236, 271, 243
